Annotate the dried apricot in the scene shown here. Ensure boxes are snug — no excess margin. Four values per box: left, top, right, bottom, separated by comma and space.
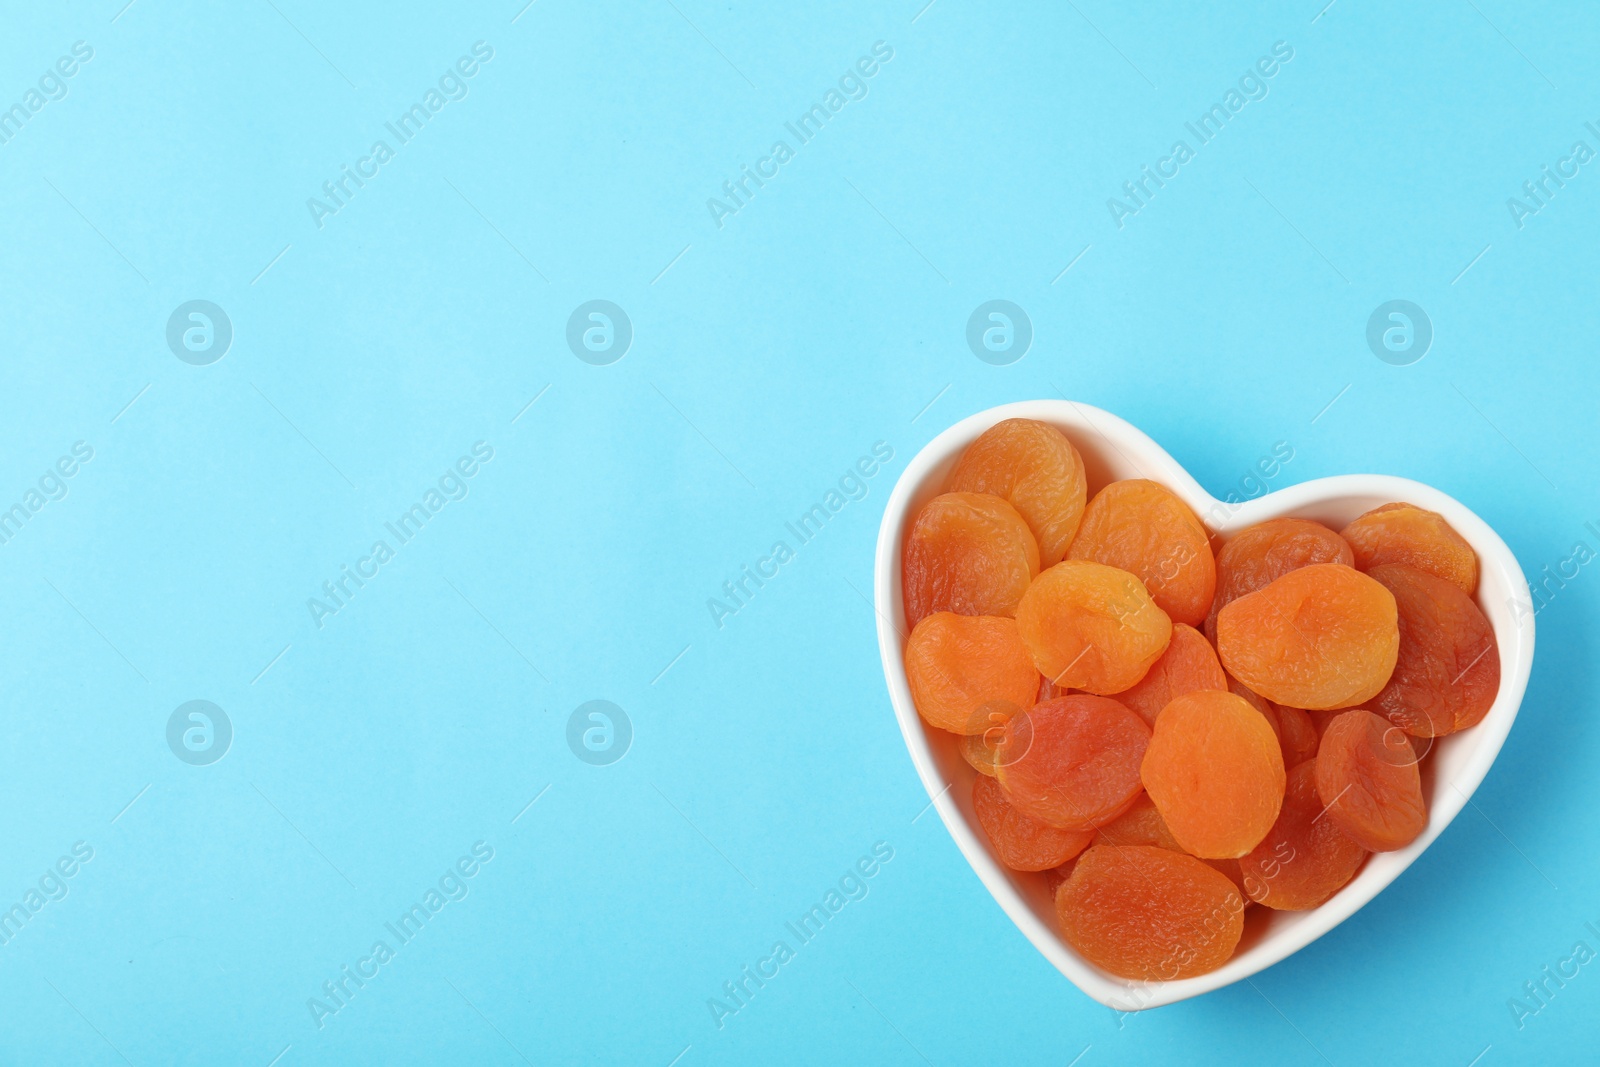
945, 418, 1088, 567
1205, 519, 1353, 640
1215, 564, 1399, 710
960, 732, 1000, 777
1315, 710, 1427, 852
995, 695, 1150, 830
1042, 861, 1078, 896
1056, 845, 1243, 980
1229, 677, 1279, 741
1241, 762, 1367, 910
1341, 503, 1478, 595
1116, 623, 1227, 726
1141, 691, 1286, 858
1092, 794, 1181, 850
1068, 480, 1216, 627
1093, 795, 1246, 893
973, 775, 1094, 871
904, 613, 1039, 734
1014, 561, 1172, 695
1230, 679, 1317, 765
903, 492, 1039, 629
1205, 857, 1247, 897
1275, 706, 1320, 766
1367, 564, 1499, 737
958, 698, 1031, 777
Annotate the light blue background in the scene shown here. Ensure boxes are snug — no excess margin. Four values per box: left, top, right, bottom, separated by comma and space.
0, 1, 1594, 1063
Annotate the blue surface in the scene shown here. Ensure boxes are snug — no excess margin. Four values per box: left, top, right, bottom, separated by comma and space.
0, 1, 1593, 1063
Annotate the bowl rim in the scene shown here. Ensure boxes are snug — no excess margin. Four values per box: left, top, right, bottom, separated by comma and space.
872, 399, 1535, 1010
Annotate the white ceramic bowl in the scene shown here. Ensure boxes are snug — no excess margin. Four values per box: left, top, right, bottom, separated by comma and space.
873, 400, 1535, 1010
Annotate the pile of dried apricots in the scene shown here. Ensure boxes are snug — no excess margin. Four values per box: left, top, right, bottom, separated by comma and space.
902, 418, 1500, 981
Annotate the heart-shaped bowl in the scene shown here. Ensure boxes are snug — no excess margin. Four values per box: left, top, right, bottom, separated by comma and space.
873, 400, 1535, 1010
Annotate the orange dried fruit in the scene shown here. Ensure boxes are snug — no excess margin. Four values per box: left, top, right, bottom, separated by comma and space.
903, 492, 1039, 629
1205, 518, 1354, 640
1205, 857, 1248, 897
957, 697, 1032, 777
1241, 761, 1367, 910
1230, 677, 1318, 766
1092, 795, 1246, 893
1315, 710, 1427, 852
1042, 861, 1078, 896
1056, 845, 1244, 980
1229, 677, 1279, 738
1092, 794, 1182, 850
995, 695, 1150, 831
1014, 561, 1172, 695
1341, 503, 1478, 595
1275, 706, 1320, 767
960, 732, 1000, 777
1367, 564, 1499, 737
1068, 480, 1216, 627
973, 775, 1094, 871
1116, 623, 1227, 726
945, 418, 1088, 567
1141, 690, 1286, 859
904, 613, 1039, 734
1215, 564, 1399, 710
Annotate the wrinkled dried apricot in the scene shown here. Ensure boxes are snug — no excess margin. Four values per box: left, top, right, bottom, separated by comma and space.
1092, 794, 1181, 850
945, 419, 1088, 567
1342, 503, 1478, 595
1229, 677, 1279, 738
904, 613, 1039, 734
1056, 845, 1243, 980
1205, 519, 1353, 640
960, 732, 999, 777
1093, 795, 1245, 893
903, 492, 1039, 629
958, 697, 1031, 777
1241, 762, 1367, 910
1275, 706, 1320, 766
1141, 691, 1286, 858
1230, 679, 1316, 765
1068, 480, 1216, 627
1042, 861, 1078, 896
1116, 623, 1227, 726
1205, 857, 1247, 897
1368, 564, 1499, 737
1015, 561, 1172, 695
973, 775, 1094, 871
996, 695, 1150, 830
1315, 710, 1427, 852
1216, 564, 1399, 710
